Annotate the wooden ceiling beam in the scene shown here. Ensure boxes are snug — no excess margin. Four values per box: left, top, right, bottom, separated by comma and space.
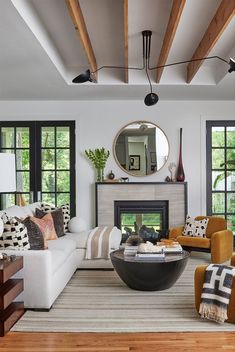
156, 0, 186, 83
187, 0, 235, 83
66, 0, 97, 80
124, 0, 128, 83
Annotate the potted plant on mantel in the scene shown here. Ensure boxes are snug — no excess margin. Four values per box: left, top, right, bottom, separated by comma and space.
85, 148, 110, 182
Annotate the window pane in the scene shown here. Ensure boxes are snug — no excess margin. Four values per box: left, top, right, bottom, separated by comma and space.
16, 150, 29, 170
56, 171, 70, 192
42, 149, 55, 170
42, 171, 55, 192
42, 127, 55, 147
16, 171, 30, 192
227, 215, 235, 233
142, 214, 161, 229
56, 127, 70, 147
212, 127, 224, 147
227, 193, 235, 213
41, 193, 55, 205
212, 171, 225, 191
0, 194, 15, 208
57, 193, 70, 206
56, 149, 70, 169
1, 127, 14, 148
212, 193, 225, 213
227, 127, 235, 147
226, 149, 235, 169
212, 149, 224, 169
227, 171, 235, 191
16, 127, 29, 148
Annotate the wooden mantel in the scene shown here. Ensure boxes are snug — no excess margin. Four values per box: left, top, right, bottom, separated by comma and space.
95, 182, 188, 228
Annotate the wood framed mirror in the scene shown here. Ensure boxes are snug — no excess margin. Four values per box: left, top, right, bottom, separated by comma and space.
113, 121, 169, 177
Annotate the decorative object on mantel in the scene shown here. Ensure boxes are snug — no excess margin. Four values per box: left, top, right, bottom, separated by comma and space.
120, 177, 129, 182
108, 170, 115, 180
165, 176, 171, 182
176, 128, 185, 182
169, 162, 177, 182
85, 148, 110, 182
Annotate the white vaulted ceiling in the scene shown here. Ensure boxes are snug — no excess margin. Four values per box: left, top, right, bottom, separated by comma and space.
0, 0, 234, 101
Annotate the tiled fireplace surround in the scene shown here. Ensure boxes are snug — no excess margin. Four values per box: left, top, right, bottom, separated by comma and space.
95, 182, 188, 229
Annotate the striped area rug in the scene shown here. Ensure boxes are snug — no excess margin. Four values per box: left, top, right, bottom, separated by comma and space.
12, 253, 235, 332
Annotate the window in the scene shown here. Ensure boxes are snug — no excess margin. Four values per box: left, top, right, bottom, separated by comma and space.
0, 121, 76, 216
206, 121, 235, 233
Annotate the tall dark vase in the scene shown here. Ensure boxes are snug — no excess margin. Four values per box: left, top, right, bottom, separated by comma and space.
176, 128, 185, 182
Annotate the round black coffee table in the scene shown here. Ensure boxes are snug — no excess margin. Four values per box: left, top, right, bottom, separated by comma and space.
110, 249, 190, 291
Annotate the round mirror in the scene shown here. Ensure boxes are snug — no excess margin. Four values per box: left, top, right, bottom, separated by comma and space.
113, 121, 169, 177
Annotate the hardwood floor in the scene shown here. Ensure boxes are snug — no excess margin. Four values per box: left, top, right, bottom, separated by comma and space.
1, 332, 235, 352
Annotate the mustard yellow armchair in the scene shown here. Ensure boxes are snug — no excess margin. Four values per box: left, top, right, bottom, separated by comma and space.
194, 254, 235, 323
169, 216, 233, 264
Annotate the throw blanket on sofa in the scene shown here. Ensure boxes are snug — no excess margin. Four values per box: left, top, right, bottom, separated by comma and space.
85, 226, 115, 260
199, 264, 235, 323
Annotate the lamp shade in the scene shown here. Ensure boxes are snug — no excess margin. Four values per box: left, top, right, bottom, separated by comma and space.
0, 153, 16, 192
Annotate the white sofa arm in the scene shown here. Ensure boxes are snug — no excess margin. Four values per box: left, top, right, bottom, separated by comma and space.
0, 249, 53, 309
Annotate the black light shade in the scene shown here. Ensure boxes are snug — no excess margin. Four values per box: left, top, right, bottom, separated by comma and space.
228, 58, 235, 73
144, 93, 159, 106
72, 69, 92, 83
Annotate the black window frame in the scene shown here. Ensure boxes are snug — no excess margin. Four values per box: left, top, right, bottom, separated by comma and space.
206, 120, 235, 229
0, 120, 76, 216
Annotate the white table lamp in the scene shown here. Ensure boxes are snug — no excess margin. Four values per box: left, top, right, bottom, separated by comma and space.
0, 153, 16, 192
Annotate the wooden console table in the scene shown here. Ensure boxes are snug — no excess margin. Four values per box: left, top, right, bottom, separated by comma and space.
0, 256, 24, 336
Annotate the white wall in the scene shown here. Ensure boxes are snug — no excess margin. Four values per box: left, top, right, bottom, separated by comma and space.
0, 100, 234, 228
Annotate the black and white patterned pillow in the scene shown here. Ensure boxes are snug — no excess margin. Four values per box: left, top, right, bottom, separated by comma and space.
182, 215, 208, 238
0, 214, 30, 250
40, 203, 70, 232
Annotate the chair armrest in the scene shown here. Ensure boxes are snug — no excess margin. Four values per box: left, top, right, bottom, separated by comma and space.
211, 230, 233, 263
231, 255, 235, 266
194, 265, 208, 312
168, 226, 184, 239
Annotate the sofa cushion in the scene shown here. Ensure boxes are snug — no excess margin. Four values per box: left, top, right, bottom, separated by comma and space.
2, 205, 27, 219
35, 208, 64, 238
182, 216, 208, 238
195, 216, 227, 238
65, 227, 122, 250
41, 203, 70, 232
177, 235, 210, 249
0, 215, 30, 250
47, 237, 77, 273
20, 217, 45, 250
30, 213, 58, 247
65, 231, 91, 249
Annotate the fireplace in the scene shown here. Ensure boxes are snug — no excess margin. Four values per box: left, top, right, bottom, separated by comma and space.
114, 200, 169, 243
95, 182, 187, 231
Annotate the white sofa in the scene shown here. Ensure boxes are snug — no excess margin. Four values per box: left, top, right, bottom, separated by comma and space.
0, 203, 121, 309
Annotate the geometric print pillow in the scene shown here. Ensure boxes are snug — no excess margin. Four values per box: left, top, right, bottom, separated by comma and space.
182, 215, 209, 238
0, 214, 30, 250
40, 203, 70, 232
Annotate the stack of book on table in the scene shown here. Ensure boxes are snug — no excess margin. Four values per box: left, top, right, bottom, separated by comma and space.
157, 243, 183, 254
124, 245, 138, 256
135, 251, 165, 260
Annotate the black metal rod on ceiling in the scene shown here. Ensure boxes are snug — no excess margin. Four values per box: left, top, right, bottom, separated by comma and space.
72, 29, 234, 106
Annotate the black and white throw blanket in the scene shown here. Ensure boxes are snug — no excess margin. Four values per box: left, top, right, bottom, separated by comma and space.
199, 264, 235, 323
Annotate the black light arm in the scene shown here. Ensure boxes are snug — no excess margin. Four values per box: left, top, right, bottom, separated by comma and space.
72, 29, 235, 106
148, 55, 230, 71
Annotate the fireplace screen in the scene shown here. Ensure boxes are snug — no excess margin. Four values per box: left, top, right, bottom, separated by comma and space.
114, 200, 168, 243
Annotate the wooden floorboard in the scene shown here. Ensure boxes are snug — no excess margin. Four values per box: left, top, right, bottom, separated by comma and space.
1, 332, 235, 351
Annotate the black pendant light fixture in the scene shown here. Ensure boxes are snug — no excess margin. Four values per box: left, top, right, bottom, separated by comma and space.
72, 30, 235, 106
